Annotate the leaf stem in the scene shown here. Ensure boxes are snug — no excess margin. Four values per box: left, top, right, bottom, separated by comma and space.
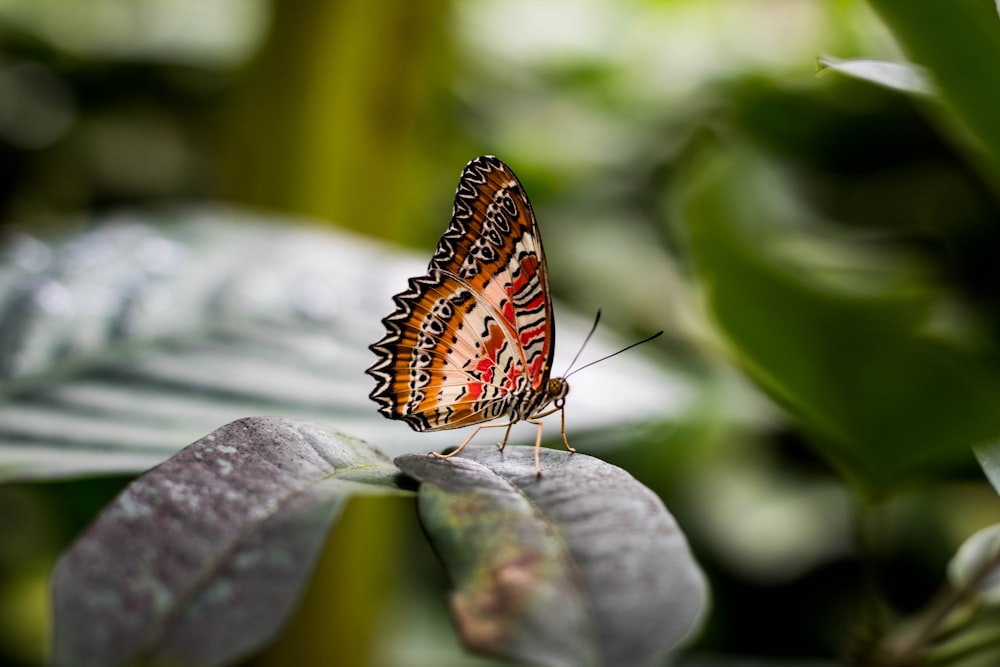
878, 539, 1000, 666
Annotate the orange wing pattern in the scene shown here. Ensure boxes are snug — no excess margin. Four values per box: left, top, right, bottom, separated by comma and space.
368, 156, 558, 432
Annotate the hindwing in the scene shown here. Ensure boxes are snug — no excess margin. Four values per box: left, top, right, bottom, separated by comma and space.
367, 156, 557, 431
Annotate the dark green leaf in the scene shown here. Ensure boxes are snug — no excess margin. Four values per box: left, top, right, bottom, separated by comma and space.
396, 447, 707, 667
869, 0, 1000, 182
51, 417, 407, 667
678, 148, 1000, 493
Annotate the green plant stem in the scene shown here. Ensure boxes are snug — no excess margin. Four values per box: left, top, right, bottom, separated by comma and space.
879, 545, 1000, 666
848, 496, 890, 666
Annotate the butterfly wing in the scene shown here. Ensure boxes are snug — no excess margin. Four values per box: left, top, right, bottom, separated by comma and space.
367, 156, 557, 431
431, 156, 556, 391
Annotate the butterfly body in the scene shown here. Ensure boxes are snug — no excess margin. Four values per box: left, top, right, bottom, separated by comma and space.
367, 156, 573, 474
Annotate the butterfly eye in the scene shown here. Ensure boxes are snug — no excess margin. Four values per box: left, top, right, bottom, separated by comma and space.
548, 378, 569, 400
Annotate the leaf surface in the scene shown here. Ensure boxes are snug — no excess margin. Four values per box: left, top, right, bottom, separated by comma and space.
51, 416, 406, 667
396, 446, 707, 667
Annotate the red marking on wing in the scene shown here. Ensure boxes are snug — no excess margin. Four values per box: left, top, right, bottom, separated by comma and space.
502, 300, 515, 323
516, 256, 539, 286
528, 356, 544, 379
520, 325, 546, 346
507, 365, 522, 389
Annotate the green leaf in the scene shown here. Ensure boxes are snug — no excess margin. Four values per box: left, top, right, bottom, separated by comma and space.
816, 56, 936, 96
678, 149, 1000, 493
869, 0, 1000, 182
50, 417, 407, 667
922, 608, 1000, 667
396, 447, 707, 667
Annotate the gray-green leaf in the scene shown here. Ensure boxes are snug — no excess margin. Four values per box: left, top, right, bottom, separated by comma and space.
0, 209, 690, 482
396, 446, 707, 667
51, 416, 407, 667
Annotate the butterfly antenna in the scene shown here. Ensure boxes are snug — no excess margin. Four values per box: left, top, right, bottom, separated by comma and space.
564, 329, 664, 379
562, 310, 603, 376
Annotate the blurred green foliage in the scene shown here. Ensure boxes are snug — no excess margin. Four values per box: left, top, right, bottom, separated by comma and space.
679, 143, 1000, 493
4, 0, 1000, 665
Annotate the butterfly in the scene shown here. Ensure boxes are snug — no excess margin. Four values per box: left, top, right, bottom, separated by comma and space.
367, 155, 574, 476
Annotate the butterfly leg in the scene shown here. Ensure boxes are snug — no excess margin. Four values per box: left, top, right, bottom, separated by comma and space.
558, 402, 575, 454
528, 400, 576, 468
526, 415, 567, 477
496, 423, 514, 452
431, 422, 511, 461
512, 420, 548, 477
528, 418, 545, 477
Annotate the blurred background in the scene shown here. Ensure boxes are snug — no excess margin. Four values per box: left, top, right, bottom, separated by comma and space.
4, 0, 1000, 665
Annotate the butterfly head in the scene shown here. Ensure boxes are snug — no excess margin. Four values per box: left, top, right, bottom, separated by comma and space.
546, 377, 569, 406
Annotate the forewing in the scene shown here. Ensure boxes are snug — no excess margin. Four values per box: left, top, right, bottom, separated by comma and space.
368, 271, 527, 431
430, 156, 556, 390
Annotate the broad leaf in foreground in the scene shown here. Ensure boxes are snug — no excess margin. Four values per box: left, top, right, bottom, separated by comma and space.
396, 446, 707, 667
51, 416, 407, 667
